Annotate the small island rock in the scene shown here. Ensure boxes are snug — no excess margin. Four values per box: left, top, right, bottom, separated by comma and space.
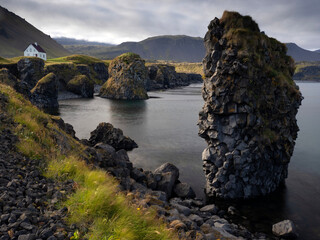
99, 53, 149, 100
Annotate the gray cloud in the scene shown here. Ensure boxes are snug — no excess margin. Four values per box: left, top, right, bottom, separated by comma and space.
0, 0, 319, 49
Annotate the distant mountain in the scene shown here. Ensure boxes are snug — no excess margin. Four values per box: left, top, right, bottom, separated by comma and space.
0, 6, 69, 58
285, 43, 320, 62
54, 37, 114, 46
315, 49, 320, 53
64, 35, 205, 62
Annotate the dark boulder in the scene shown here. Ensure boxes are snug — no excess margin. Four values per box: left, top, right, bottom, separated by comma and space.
30, 73, 59, 113
66, 74, 94, 98
173, 182, 196, 199
89, 122, 138, 151
154, 162, 180, 198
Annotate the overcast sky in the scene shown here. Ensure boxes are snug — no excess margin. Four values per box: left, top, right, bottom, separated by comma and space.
1, 0, 319, 50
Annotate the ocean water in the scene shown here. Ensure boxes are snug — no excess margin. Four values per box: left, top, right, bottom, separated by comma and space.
59, 82, 320, 240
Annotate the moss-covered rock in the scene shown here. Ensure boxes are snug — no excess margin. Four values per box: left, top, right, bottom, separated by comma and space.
99, 53, 148, 100
30, 72, 58, 113
66, 74, 94, 98
17, 57, 44, 89
199, 11, 303, 199
44, 63, 78, 90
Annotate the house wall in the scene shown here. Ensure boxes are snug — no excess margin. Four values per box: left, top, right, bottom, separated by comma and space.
24, 45, 47, 61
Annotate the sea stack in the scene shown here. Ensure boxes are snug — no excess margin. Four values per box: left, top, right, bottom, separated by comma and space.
99, 53, 149, 100
199, 11, 303, 199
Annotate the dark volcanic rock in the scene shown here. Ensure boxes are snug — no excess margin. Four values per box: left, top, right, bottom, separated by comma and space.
66, 74, 94, 98
90, 62, 109, 84
30, 73, 59, 113
89, 122, 138, 151
199, 11, 303, 198
154, 163, 180, 198
147, 64, 202, 90
17, 57, 44, 89
100, 53, 148, 100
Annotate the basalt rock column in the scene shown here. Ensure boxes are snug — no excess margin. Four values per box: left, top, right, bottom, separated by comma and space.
199, 11, 303, 199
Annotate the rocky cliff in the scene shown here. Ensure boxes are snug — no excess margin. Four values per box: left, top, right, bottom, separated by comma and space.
147, 64, 202, 90
199, 11, 303, 199
100, 53, 149, 100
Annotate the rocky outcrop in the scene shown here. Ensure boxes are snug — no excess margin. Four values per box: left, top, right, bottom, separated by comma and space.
293, 65, 320, 81
199, 11, 303, 199
66, 74, 94, 98
44, 63, 78, 90
88, 122, 138, 151
30, 73, 59, 113
147, 64, 202, 90
17, 57, 44, 89
89, 62, 109, 84
99, 53, 149, 100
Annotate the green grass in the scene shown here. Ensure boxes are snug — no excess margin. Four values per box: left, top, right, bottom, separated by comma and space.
47, 54, 104, 65
0, 83, 177, 240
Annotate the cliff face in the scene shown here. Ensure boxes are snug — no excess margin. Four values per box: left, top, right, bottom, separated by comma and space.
199, 11, 303, 199
99, 53, 149, 100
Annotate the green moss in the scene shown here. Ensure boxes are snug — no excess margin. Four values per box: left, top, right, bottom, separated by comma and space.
116, 52, 141, 64
220, 11, 260, 32
68, 74, 91, 85
47, 54, 103, 65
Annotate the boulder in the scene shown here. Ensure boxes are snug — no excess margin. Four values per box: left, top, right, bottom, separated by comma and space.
199, 11, 303, 198
173, 182, 196, 199
99, 53, 148, 100
17, 57, 44, 89
30, 73, 59, 113
272, 220, 298, 239
66, 74, 94, 98
154, 163, 179, 198
89, 122, 138, 151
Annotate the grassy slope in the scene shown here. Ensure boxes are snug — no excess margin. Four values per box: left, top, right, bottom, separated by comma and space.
0, 83, 177, 240
0, 6, 69, 59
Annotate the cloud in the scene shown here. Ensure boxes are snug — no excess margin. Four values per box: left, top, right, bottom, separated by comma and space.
0, 0, 319, 49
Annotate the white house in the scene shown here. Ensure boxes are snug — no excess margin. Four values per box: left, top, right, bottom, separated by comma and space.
24, 42, 47, 61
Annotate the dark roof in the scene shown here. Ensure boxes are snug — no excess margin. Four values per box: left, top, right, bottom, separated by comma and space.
31, 43, 46, 53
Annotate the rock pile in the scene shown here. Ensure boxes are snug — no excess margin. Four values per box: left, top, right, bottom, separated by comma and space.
0, 94, 74, 240
79, 121, 268, 239
199, 11, 303, 198
99, 53, 149, 100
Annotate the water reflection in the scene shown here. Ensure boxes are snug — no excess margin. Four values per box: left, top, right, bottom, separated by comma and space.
108, 99, 147, 123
